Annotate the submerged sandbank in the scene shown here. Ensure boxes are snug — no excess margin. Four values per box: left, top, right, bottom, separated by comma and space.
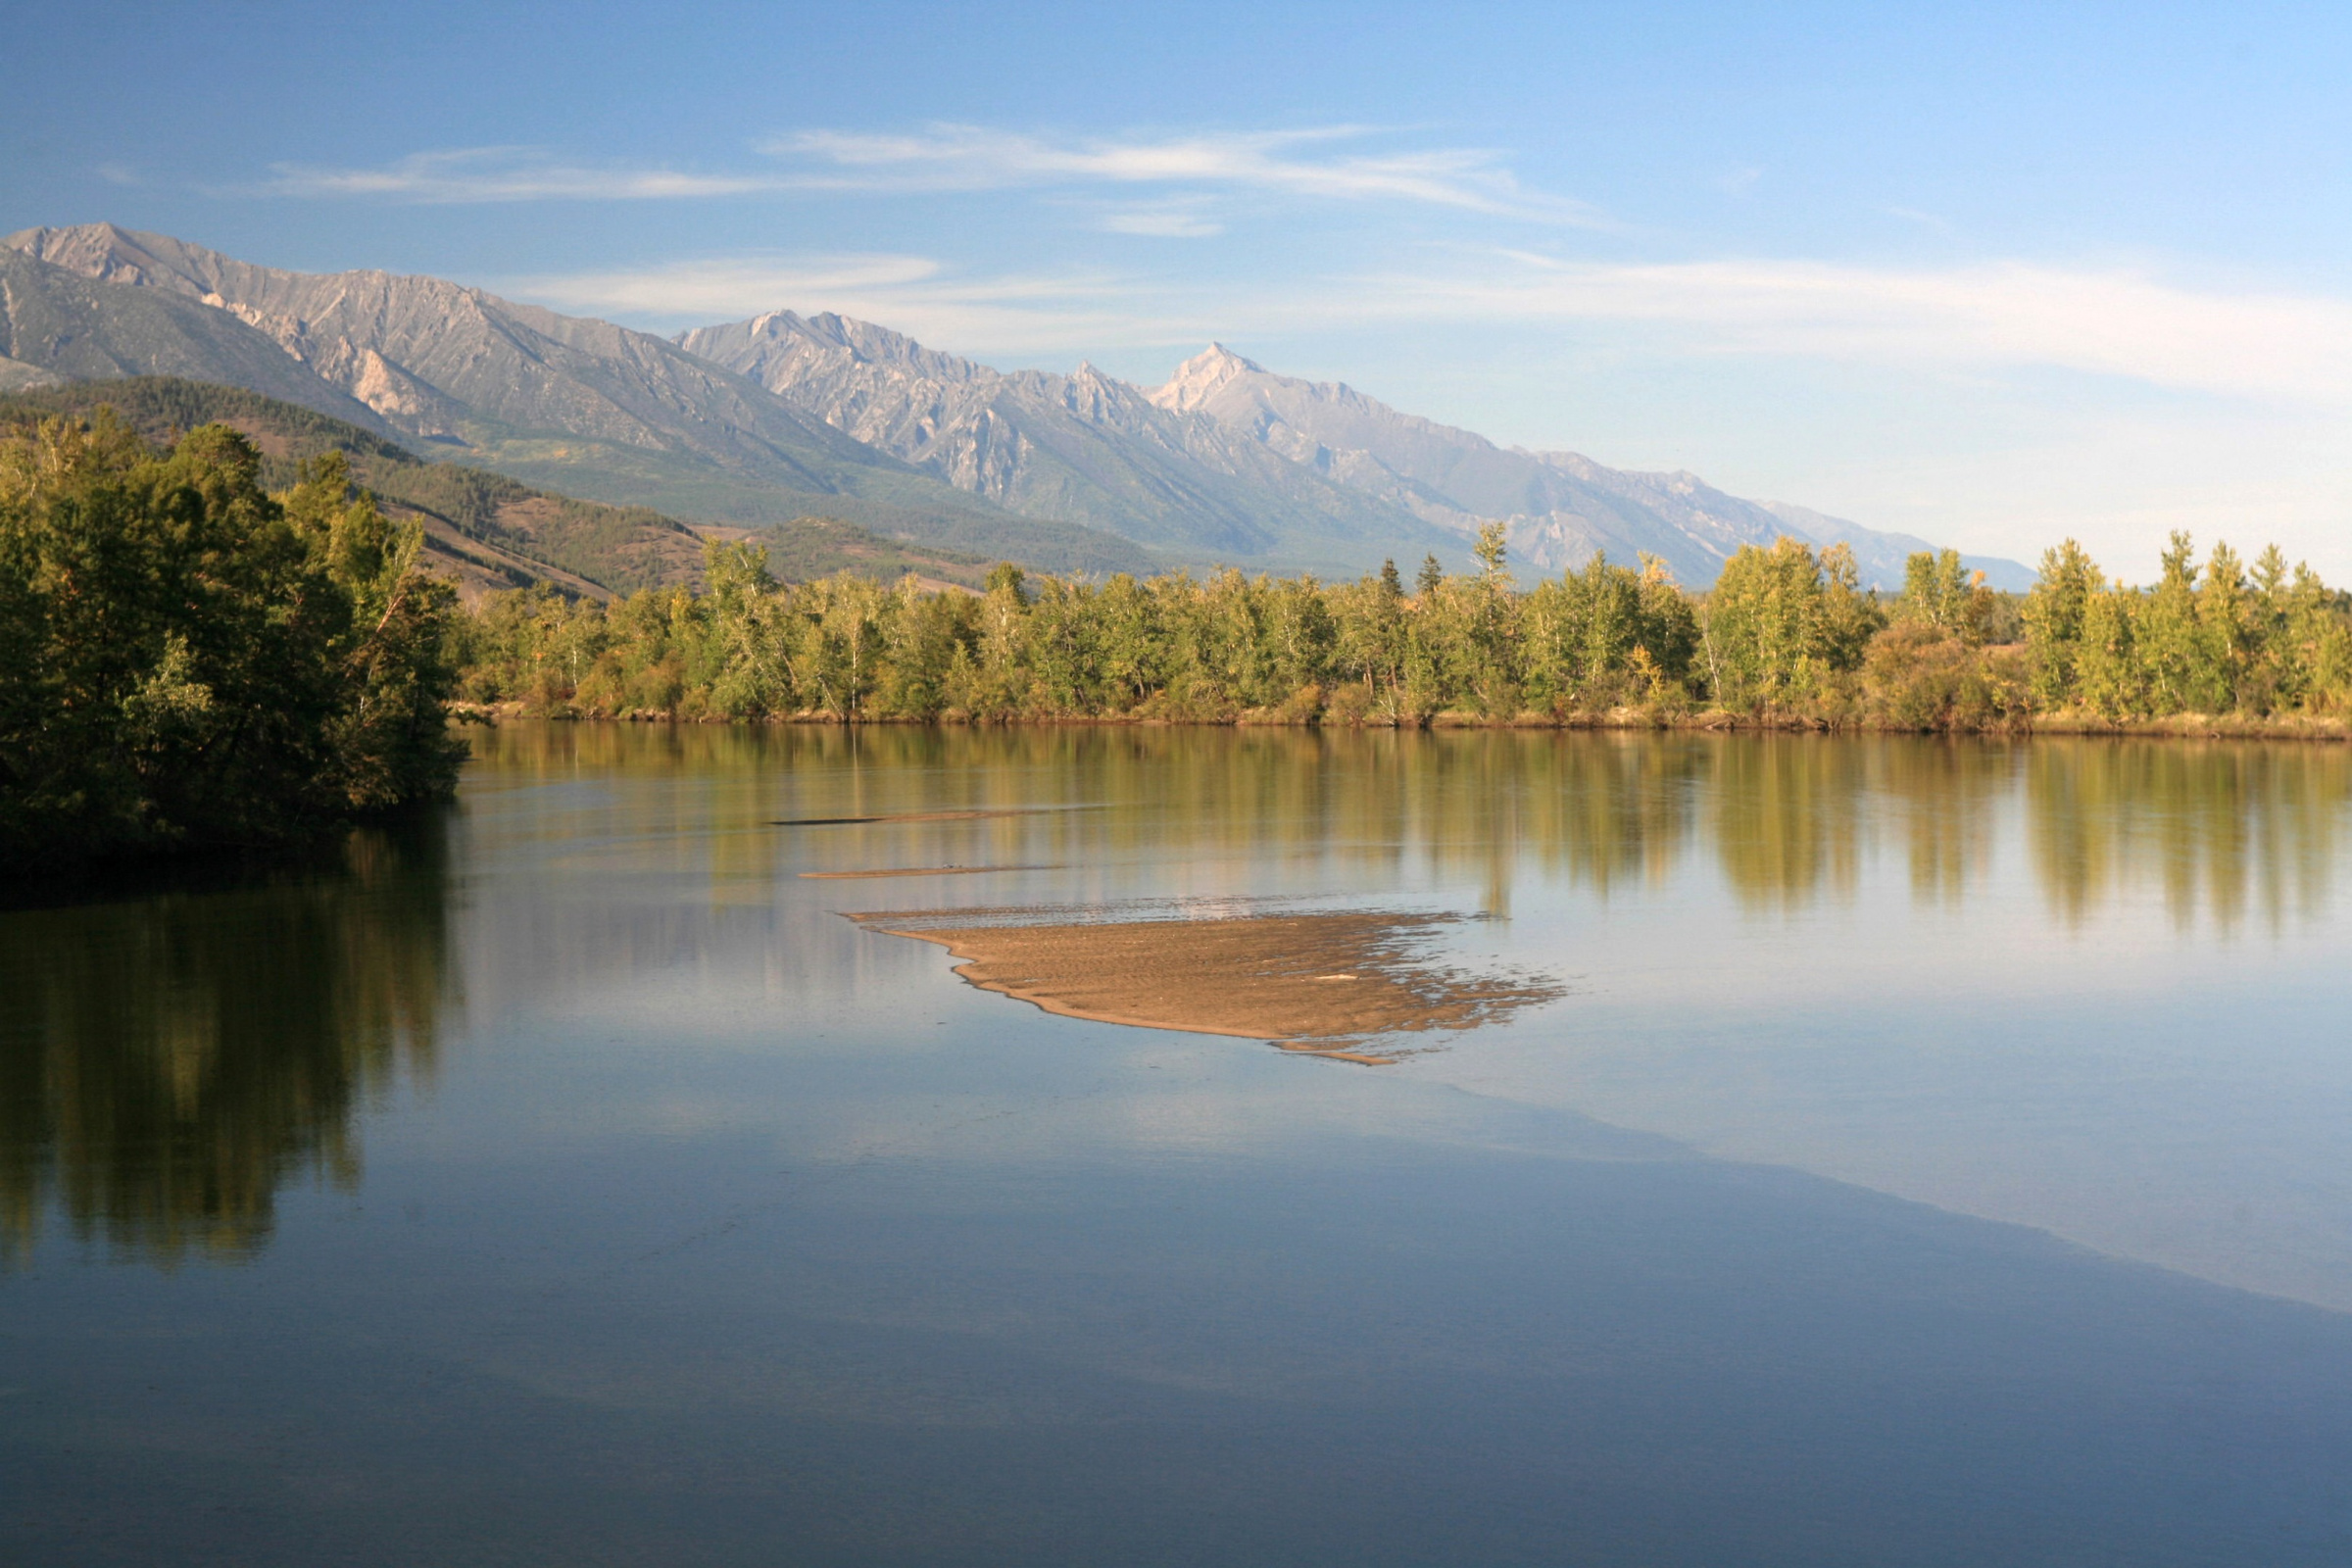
849, 905, 1560, 1064
772, 807, 1100, 827
800, 865, 1057, 880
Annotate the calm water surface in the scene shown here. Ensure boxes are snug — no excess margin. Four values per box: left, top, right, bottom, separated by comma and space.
5, 725, 2351, 1565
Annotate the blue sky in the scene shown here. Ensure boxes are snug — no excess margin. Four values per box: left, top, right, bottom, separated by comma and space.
10, 1, 2351, 574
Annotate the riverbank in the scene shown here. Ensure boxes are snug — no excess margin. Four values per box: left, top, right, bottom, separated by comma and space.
448, 701, 2352, 742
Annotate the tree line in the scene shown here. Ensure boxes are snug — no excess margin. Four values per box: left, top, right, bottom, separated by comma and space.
9, 400, 2347, 876
1, 416, 464, 868
452, 520, 2352, 731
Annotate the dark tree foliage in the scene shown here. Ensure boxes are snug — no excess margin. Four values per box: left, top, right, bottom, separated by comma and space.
0, 414, 465, 868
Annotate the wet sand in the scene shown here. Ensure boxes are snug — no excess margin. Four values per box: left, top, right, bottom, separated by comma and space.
800, 866, 1057, 880
772, 808, 1097, 827
850, 906, 1559, 1063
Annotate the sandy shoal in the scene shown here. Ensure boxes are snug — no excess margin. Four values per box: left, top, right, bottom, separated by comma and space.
772, 808, 1093, 827
850, 908, 1557, 1064
800, 865, 1054, 880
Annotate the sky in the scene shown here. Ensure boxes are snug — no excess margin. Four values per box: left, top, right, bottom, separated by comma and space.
8, 0, 2351, 575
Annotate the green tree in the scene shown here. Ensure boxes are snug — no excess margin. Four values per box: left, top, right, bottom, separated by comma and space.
0, 415, 462, 866
2137, 531, 2224, 713
2022, 539, 2103, 707
2074, 579, 2142, 719
1700, 538, 1880, 711
1896, 548, 1991, 642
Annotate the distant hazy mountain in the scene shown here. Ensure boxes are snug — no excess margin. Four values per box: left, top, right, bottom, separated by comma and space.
678, 310, 1461, 574
1754, 500, 2033, 594
2, 224, 1150, 576
1151, 345, 2034, 591
4, 223, 2029, 589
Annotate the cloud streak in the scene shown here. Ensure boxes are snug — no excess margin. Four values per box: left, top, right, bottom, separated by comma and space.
254, 147, 791, 203
510, 253, 1197, 353
513, 244, 2352, 412
252, 126, 1608, 225
1361, 253, 2352, 406
760, 124, 1610, 224
1095, 201, 1225, 238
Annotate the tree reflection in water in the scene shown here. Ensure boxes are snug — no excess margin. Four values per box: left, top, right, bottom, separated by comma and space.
472, 720, 2350, 929
2028, 741, 2351, 933
0, 819, 453, 1265
6, 727, 2343, 1268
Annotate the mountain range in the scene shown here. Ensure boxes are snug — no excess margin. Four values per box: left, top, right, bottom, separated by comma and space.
0, 222, 2031, 590
0, 376, 999, 602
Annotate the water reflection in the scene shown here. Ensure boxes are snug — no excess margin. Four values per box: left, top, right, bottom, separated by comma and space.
1879, 740, 2016, 906
2028, 741, 2352, 931
10, 728, 2347, 1268
0, 821, 454, 1265
475, 721, 2350, 926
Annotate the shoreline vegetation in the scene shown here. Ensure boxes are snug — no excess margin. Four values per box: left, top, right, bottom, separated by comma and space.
451, 700, 2352, 743
11, 410, 2352, 868
2, 416, 462, 869
456, 520, 2352, 744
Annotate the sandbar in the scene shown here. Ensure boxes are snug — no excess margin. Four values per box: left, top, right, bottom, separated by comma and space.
800, 865, 1057, 880
849, 906, 1558, 1063
772, 808, 1096, 827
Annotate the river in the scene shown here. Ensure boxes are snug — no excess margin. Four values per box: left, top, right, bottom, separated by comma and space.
5, 725, 2349, 1564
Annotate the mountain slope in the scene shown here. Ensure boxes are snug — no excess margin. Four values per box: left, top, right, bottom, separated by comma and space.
0, 377, 996, 603
5, 225, 2026, 591
3, 225, 1150, 576
0, 375, 697, 596
1152, 345, 2033, 590
678, 311, 1463, 575
0, 247, 395, 430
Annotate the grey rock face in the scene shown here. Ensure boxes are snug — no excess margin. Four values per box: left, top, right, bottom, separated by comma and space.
1150, 345, 2031, 590
4, 223, 2025, 588
0, 246, 391, 428
1, 224, 1153, 572
678, 311, 1458, 570
7, 224, 872, 475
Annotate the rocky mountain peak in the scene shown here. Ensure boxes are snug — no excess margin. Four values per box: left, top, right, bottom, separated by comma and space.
5, 221, 176, 290
1149, 342, 1265, 414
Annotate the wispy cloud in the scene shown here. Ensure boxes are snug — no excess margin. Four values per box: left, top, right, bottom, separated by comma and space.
252, 147, 790, 203
256, 127, 1605, 226
1096, 201, 1225, 238
516, 254, 950, 314
1352, 253, 2352, 407
1102, 211, 1224, 238
512, 243, 2352, 412
509, 253, 1196, 353
762, 124, 1608, 224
